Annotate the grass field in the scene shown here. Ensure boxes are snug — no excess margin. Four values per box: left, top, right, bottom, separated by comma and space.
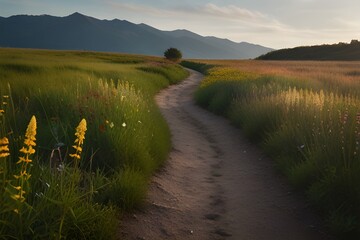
182, 60, 360, 238
0, 48, 188, 239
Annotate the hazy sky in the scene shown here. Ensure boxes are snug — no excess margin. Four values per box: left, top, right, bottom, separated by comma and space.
1, 0, 359, 49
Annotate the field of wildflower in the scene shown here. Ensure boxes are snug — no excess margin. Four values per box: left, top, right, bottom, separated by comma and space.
182, 60, 360, 238
0, 48, 188, 239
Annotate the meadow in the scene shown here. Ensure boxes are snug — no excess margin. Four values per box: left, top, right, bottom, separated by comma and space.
182, 60, 360, 238
0, 48, 188, 239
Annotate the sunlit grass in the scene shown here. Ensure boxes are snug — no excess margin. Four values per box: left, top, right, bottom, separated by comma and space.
183, 59, 360, 238
0, 48, 188, 238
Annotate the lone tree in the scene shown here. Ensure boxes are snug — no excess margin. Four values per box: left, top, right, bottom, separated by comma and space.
164, 48, 182, 62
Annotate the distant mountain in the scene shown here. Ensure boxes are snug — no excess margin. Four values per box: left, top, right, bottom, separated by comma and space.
0, 12, 273, 59
257, 40, 360, 60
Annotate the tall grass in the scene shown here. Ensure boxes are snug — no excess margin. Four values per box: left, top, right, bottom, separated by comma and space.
184, 60, 360, 238
0, 48, 188, 238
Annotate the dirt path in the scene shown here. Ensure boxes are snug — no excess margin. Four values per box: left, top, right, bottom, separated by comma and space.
119, 69, 333, 240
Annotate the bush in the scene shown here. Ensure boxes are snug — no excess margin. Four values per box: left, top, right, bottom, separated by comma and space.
164, 48, 182, 62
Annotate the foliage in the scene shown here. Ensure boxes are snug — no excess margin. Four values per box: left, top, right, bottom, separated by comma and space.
0, 48, 188, 238
97, 168, 147, 210
137, 63, 188, 85
164, 48, 182, 62
0, 117, 118, 239
180, 61, 214, 74
188, 60, 360, 238
257, 40, 360, 60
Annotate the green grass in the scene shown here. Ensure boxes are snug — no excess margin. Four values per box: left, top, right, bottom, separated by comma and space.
183, 60, 360, 238
0, 48, 188, 239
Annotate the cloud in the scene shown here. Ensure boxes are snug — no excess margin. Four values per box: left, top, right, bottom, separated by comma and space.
202, 3, 266, 20
106, 2, 288, 31
106, 2, 174, 17
106, 2, 267, 20
103, 1, 359, 48
103, 2, 298, 47
333, 18, 360, 30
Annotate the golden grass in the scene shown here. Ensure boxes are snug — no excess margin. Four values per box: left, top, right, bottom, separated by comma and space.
187, 59, 360, 237
193, 60, 360, 88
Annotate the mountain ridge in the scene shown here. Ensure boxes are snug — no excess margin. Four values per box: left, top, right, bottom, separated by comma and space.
0, 12, 273, 59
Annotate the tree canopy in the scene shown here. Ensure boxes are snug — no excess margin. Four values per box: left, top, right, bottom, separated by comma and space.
164, 48, 182, 62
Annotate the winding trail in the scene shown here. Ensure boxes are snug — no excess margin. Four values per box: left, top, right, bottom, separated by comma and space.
119, 69, 333, 240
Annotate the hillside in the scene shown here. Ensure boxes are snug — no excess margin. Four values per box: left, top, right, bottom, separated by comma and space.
257, 40, 360, 60
0, 12, 273, 59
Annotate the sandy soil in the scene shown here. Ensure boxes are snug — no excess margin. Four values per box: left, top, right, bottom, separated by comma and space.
119, 69, 334, 240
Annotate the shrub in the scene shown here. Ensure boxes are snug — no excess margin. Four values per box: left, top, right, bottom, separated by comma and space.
164, 48, 182, 62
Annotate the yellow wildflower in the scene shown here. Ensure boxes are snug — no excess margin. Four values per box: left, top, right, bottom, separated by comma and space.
24, 116, 36, 144
72, 145, 82, 152
0, 145, 9, 152
16, 156, 32, 164
0, 137, 9, 158
18, 116, 36, 163
11, 194, 25, 202
19, 146, 35, 154
14, 170, 31, 180
74, 119, 87, 145
0, 153, 9, 158
69, 153, 81, 159
13, 115, 37, 204
0, 137, 9, 145
69, 119, 87, 165
24, 138, 36, 147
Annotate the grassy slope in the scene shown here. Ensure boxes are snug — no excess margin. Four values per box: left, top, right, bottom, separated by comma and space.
257, 41, 360, 60
182, 59, 360, 238
0, 48, 188, 239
